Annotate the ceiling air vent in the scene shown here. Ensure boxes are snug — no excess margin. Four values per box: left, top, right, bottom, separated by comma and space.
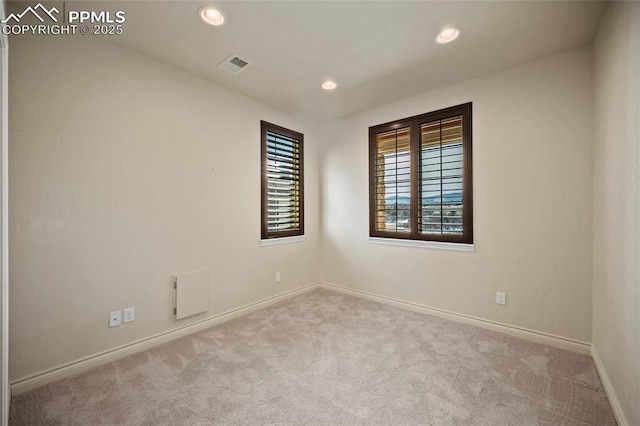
218, 54, 251, 75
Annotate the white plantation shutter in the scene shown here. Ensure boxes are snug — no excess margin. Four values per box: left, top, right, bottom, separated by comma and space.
419, 116, 464, 235
373, 127, 412, 233
261, 121, 304, 239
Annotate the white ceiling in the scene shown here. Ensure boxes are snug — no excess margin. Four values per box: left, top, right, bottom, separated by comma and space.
39, 1, 611, 122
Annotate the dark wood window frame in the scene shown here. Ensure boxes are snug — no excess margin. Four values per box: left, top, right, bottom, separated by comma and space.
261, 121, 304, 240
368, 103, 473, 244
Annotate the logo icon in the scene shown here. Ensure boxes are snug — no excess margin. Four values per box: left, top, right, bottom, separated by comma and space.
2, 3, 59, 24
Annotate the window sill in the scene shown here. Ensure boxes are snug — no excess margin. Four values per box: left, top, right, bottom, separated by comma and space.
368, 237, 474, 252
259, 235, 305, 247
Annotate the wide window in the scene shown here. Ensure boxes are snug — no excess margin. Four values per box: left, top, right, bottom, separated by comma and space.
369, 103, 473, 244
261, 121, 304, 239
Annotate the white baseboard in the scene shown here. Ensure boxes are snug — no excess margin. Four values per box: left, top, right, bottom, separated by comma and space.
319, 282, 591, 355
11, 282, 321, 395
591, 345, 629, 426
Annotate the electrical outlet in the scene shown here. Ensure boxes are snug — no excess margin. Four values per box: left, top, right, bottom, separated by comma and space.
275, 272, 281, 282
123, 307, 135, 323
496, 292, 506, 305
109, 311, 122, 327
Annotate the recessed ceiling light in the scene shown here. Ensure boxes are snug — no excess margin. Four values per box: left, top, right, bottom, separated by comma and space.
199, 7, 225, 26
436, 27, 460, 44
322, 81, 337, 90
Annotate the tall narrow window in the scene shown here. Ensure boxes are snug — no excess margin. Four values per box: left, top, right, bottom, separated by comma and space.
261, 121, 304, 239
369, 103, 472, 244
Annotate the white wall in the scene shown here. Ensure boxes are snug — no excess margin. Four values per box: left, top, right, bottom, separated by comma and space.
592, 2, 640, 425
9, 35, 320, 381
0, 2, 8, 420
320, 46, 593, 344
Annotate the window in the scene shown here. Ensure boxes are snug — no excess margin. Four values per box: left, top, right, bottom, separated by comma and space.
261, 121, 304, 239
369, 103, 473, 244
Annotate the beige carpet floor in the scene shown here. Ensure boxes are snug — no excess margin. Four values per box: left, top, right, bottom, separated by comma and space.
10, 288, 616, 425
